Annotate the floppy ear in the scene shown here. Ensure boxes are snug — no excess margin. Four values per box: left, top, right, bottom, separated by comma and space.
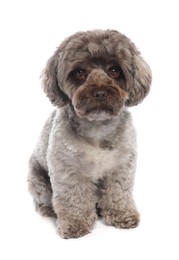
41, 52, 69, 107
125, 52, 152, 106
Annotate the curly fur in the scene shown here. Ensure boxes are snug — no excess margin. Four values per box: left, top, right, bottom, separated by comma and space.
28, 29, 152, 238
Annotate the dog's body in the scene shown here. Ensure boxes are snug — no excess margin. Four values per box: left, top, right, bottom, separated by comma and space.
28, 30, 152, 238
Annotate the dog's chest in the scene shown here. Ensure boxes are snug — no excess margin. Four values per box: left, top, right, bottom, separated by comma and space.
83, 144, 118, 180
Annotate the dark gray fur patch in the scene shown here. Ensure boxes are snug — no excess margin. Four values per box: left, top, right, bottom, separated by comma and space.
99, 140, 113, 150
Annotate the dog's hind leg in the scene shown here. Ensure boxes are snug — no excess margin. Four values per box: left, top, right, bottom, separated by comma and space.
28, 156, 56, 217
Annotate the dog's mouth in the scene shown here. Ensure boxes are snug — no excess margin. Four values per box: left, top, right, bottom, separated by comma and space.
72, 85, 128, 121
86, 106, 114, 115
76, 106, 115, 121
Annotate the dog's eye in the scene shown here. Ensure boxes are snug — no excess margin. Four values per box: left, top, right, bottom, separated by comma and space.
73, 69, 87, 80
108, 66, 121, 79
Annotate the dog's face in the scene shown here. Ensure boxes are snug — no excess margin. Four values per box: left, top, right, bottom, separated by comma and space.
42, 30, 152, 120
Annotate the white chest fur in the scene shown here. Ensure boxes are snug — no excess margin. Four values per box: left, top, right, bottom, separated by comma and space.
83, 144, 118, 181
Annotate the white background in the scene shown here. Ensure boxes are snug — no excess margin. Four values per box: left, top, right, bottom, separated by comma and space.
0, 0, 179, 259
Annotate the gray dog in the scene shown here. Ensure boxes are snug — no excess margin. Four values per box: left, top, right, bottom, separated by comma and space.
28, 29, 152, 238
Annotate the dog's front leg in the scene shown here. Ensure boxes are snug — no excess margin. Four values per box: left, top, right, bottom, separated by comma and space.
50, 172, 97, 239
99, 169, 140, 229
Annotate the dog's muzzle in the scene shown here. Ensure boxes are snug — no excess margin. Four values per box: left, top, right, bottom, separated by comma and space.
72, 70, 128, 120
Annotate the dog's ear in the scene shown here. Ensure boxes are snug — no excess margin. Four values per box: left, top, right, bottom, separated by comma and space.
41, 52, 69, 107
125, 51, 152, 106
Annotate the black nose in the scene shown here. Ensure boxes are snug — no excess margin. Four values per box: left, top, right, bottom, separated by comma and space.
93, 90, 107, 102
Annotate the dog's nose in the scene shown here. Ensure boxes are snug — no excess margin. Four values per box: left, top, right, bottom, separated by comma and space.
93, 90, 107, 102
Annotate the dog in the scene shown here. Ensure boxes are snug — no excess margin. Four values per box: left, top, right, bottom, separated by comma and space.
28, 29, 152, 238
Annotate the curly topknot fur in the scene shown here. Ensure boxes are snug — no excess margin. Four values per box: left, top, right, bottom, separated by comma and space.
28, 29, 152, 238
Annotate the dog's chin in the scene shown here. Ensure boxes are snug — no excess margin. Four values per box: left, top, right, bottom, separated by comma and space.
75, 107, 123, 121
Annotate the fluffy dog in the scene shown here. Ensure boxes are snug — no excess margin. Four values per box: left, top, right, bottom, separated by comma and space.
28, 29, 152, 238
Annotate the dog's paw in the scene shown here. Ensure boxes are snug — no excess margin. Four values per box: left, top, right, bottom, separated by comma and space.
103, 209, 140, 229
57, 219, 92, 239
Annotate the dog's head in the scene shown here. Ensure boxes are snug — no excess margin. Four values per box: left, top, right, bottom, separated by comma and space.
42, 30, 152, 120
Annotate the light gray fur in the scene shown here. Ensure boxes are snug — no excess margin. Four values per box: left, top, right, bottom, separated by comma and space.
28, 29, 152, 238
